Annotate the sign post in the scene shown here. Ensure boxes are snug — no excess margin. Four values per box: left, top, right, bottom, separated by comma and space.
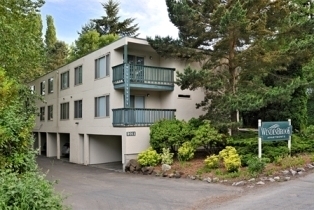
258, 119, 262, 159
258, 119, 292, 159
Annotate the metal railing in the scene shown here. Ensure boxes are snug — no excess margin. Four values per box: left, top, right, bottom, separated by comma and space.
112, 64, 175, 86
112, 108, 176, 127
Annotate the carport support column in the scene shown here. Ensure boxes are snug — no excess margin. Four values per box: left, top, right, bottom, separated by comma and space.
57, 133, 60, 159
84, 134, 89, 165
38, 132, 42, 155
46, 133, 50, 157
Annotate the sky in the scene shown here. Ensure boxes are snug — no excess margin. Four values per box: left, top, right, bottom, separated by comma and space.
41, 0, 179, 45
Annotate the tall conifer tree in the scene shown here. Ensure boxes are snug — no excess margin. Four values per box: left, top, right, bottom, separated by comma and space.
148, 0, 314, 132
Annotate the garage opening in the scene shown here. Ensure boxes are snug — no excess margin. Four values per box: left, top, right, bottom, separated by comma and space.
60, 133, 70, 161
89, 135, 122, 171
47, 133, 57, 157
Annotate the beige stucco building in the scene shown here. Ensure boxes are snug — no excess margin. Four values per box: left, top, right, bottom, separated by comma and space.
30, 37, 204, 167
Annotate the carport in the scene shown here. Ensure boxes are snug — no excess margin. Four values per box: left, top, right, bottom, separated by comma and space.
47, 133, 57, 157
60, 133, 70, 160
89, 135, 122, 165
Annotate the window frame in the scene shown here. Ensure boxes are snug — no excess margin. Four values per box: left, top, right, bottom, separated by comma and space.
74, 65, 83, 86
74, 100, 83, 119
40, 81, 45, 95
95, 95, 110, 118
60, 102, 69, 120
61, 71, 70, 90
48, 77, 54, 94
48, 105, 53, 121
95, 54, 110, 79
40, 106, 45, 121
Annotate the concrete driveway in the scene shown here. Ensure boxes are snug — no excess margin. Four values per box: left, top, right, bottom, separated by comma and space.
37, 156, 242, 210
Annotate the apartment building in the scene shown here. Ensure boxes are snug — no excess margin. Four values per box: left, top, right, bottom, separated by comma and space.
30, 37, 204, 167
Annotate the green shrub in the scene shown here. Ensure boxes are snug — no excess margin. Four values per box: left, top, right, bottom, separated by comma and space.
160, 148, 174, 165
275, 156, 305, 168
137, 147, 161, 166
219, 146, 241, 172
0, 170, 65, 210
191, 120, 225, 154
149, 119, 190, 152
204, 155, 220, 169
178, 142, 195, 161
247, 157, 266, 175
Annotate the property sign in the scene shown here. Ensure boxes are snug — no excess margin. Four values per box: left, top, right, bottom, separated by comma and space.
258, 121, 292, 141
258, 119, 292, 159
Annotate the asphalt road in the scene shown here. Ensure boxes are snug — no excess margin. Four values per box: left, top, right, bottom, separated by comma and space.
211, 172, 314, 210
37, 156, 242, 210
37, 156, 314, 210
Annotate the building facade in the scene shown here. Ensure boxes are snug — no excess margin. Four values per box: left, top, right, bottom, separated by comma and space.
30, 37, 204, 166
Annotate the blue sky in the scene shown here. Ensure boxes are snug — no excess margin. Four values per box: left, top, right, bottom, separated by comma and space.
41, 0, 179, 45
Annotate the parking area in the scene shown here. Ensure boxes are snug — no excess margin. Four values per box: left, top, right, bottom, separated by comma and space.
37, 156, 242, 210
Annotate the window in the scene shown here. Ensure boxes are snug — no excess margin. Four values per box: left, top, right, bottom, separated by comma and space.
40, 81, 45, 95
74, 100, 82, 119
48, 105, 53, 121
40, 107, 45, 121
95, 55, 110, 79
30, 85, 35, 94
75, 65, 83, 85
60, 102, 69, 120
95, 95, 110, 117
48, 78, 53, 93
178, 94, 191, 99
61, 71, 69, 90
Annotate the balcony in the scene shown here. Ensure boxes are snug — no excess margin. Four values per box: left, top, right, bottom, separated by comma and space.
112, 108, 176, 127
112, 64, 175, 91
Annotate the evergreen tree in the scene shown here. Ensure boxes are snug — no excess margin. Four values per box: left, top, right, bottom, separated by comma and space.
92, 0, 139, 37
147, 0, 314, 133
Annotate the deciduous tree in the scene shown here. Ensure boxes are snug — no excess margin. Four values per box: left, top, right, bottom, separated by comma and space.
0, 0, 45, 82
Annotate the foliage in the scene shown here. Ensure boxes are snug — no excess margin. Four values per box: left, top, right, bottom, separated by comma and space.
274, 156, 305, 168
177, 142, 195, 162
44, 15, 68, 72
0, 69, 66, 208
45, 15, 57, 50
204, 155, 219, 169
0, 170, 65, 210
191, 120, 225, 154
92, 0, 139, 37
137, 147, 161, 167
147, 0, 314, 133
69, 31, 118, 61
242, 63, 308, 132
160, 148, 174, 165
149, 119, 190, 152
219, 146, 241, 173
0, 69, 38, 173
0, 0, 45, 82
247, 157, 266, 175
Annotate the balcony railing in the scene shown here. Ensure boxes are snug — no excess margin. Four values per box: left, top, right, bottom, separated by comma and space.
112, 108, 176, 127
112, 64, 175, 90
